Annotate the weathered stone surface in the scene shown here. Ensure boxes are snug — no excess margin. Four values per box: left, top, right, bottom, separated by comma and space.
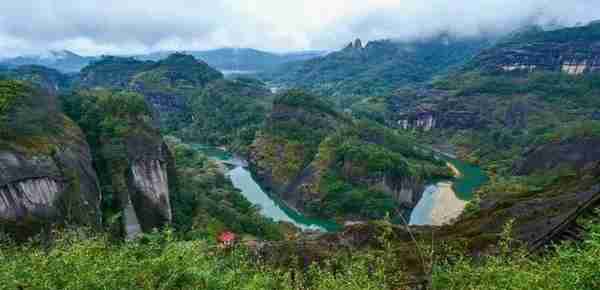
515, 137, 600, 175
0, 137, 102, 235
471, 23, 600, 75
117, 134, 173, 238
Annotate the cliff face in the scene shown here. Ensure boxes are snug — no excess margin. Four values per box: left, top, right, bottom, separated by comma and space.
0, 144, 101, 235
471, 23, 600, 75
390, 89, 489, 132
58, 88, 175, 238
0, 81, 101, 236
121, 136, 173, 238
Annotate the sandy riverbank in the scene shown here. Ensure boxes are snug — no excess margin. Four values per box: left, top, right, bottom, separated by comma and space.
429, 181, 467, 225
447, 162, 462, 178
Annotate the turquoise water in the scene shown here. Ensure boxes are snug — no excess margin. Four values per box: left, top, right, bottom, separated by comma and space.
192, 145, 340, 231
409, 157, 489, 225
192, 144, 487, 231
448, 158, 489, 201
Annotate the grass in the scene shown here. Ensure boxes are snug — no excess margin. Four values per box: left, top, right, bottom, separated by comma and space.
2, 217, 599, 290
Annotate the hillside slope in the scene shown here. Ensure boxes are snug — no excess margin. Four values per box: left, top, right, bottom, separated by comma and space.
267, 35, 492, 97
0, 80, 102, 238
249, 90, 450, 220
77, 53, 272, 148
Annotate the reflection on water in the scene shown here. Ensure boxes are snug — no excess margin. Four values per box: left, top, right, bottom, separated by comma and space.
193, 144, 339, 231
410, 158, 488, 226
193, 144, 487, 229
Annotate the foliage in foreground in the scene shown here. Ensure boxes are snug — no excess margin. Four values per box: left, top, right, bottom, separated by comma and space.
0, 229, 400, 290
1, 219, 599, 290
433, 218, 600, 290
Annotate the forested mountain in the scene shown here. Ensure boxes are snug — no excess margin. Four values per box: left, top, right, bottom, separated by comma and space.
136, 48, 325, 72
266, 35, 493, 97
248, 90, 450, 220
345, 22, 600, 260
0, 48, 324, 75
73, 53, 272, 147
0, 65, 70, 94
2, 17, 600, 290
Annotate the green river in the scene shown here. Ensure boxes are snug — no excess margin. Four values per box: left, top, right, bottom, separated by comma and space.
193, 145, 488, 231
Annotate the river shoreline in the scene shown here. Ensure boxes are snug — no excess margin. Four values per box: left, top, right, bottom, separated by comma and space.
194, 144, 486, 231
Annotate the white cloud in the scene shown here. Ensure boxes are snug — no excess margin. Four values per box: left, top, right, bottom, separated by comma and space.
0, 0, 598, 57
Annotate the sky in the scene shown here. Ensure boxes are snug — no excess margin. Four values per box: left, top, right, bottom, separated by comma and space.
0, 0, 598, 57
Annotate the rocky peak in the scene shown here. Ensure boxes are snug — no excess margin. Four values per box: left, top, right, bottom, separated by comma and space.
354, 38, 363, 49
343, 38, 364, 52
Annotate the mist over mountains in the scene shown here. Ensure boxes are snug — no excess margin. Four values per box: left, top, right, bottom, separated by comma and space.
1, 0, 599, 57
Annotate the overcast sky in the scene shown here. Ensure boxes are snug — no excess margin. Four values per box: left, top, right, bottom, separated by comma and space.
0, 0, 598, 57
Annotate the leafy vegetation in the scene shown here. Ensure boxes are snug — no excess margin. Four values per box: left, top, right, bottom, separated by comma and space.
1, 217, 599, 290
177, 77, 271, 152
253, 90, 449, 220
166, 136, 283, 240
0, 80, 67, 153
434, 218, 600, 290
266, 36, 491, 98
305, 122, 449, 219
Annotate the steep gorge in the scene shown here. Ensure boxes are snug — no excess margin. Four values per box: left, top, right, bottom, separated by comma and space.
249, 90, 450, 221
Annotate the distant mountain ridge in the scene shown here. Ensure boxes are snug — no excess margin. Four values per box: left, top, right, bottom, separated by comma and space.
466, 22, 600, 75
135, 48, 326, 72
1, 48, 325, 74
0, 50, 98, 73
266, 35, 494, 97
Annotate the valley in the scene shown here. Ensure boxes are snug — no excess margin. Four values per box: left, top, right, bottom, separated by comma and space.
194, 144, 488, 230
1, 15, 600, 290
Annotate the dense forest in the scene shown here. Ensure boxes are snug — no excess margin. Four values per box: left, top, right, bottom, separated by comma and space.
2, 17, 600, 290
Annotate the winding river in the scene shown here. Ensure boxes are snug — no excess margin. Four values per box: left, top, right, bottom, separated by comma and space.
193, 145, 487, 231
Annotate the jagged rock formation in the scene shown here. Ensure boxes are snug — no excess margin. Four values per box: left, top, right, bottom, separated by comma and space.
64, 90, 176, 239
471, 22, 600, 75
120, 136, 173, 238
0, 81, 101, 237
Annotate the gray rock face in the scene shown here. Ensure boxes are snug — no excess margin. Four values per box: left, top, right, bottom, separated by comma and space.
338, 160, 425, 208
515, 137, 600, 175
472, 23, 600, 75
0, 144, 102, 233
397, 108, 484, 131
0, 178, 61, 222
119, 136, 173, 238
126, 159, 172, 237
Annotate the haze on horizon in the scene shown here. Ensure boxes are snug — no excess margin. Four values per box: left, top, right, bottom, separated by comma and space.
0, 0, 598, 57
